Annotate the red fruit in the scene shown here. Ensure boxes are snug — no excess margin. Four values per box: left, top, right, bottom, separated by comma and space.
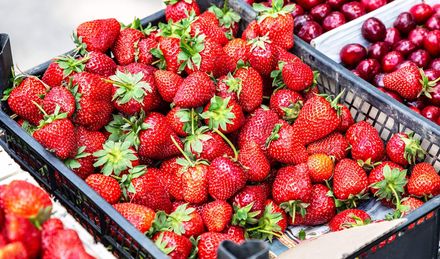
85, 51, 117, 77
307, 153, 334, 183
424, 30, 440, 57
153, 231, 192, 259
0, 242, 28, 259
113, 203, 155, 233
401, 197, 424, 216
41, 218, 64, 251
407, 162, 440, 197
223, 225, 245, 243
340, 44, 368, 68
168, 204, 205, 237
232, 185, 268, 226
430, 58, 440, 72
42, 86, 76, 118
368, 161, 406, 203
409, 49, 431, 69
386, 132, 425, 166
42, 229, 93, 259
248, 200, 287, 241
202, 96, 245, 134
238, 141, 270, 182
208, 157, 247, 200
112, 25, 145, 65
242, 20, 261, 41
75, 18, 120, 53
425, 14, 440, 30
328, 0, 347, 10
165, 0, 200, 22
381, 51, 404, 73
297, 21, 323, 43
368, 42, 389, 61
310, 4, 331, 22
85, 174, 121, 204
346, 121, 384, 165
360, 0, 386, 12
185, 130, 234, 161
356, 59, 381, 81
341, 2, 365, 21
296, 0, 324, 10
208, 5, 241, 37
178, 161, 210, 204
410, 3, 434, 24
154, 70, 183, 103
408, 27, 429, 47
384, 27, 402, 47
190, 12, 228, 46
297, 184, 336, 225
174, 72, 215, 108
329, 209, 371, 232
337, 104, 354, 132
41, 61, 65, 88
3, 213, 41, 258
294, 14, 314, 34
282, 61, 315, 92
269, 89, 304, 123
157, 37, 181, 73
247, 36, 277, 77
198, 232, 230, 259
394, 12, 416, 35
421, 105, 440, 122
202, 200, 233, 232
322, 11, 346, 32
333, 159, 368, 206
394, 39, 417, 57
362, 18, 386, 43
307, 132, 350, 161
137, 37, 158, 66
223, 39, 250, 72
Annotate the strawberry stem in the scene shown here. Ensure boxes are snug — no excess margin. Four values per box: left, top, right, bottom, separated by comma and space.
212, 128, 238, 161
191, 108, 195, 135
170, 135, 195, 167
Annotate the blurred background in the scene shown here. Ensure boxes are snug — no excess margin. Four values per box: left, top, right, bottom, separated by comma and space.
0, 0, 165, 70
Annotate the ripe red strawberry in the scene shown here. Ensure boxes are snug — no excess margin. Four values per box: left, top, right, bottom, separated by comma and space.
266, 121, 308, 164
112, 20, 145, 65
336, 104, 354, 132
41, 61, 66, 88
71, 72, 113, 131
346, 121, 385, 167
0, 242, 28, 259
208, 157, 247, 200
238, 107, 280, 151
238, 141, 270, 182
202, 200, 233, 232
407, 162, 440, 197
386, 132, 425, 166
153, 231, 192, 259
41, 55, 86, 87
248, 200, 287, 241
232, 185, 268, 225
173, 71, 216, 108
85, 174, 121, 204
223, 225, 245, 244
208, 5, 241, 37
42, 86, 76, 118
307, 153, 334, 183
383, 65, 436, 100
253, 0, 295, 50
272, 164, 312, 222
293, 94, 342, 146
33, 108, 77, 160
333, 159, 369, 208
167, 107, 193, 137
41, 218, 64, 251
3, 213, 41, 258
190, 11, 229, 46
167, 203, 205, 237
202, 96, 245, 134
329, 209, 371, 232
185, 129, 234, 161
248, 35, 277, 77
282, 61, 316, 91
274, 44, 301, 63
75, 18, 120, 53
160, 157, 182, 197
269, 89, 304, 123
113, 203, 155, 233
307, 132, 350, 161
7, 77, 47, 125
198, 232, 231, 259
137, 37, 158, 66
296, 184, 336, 226
156, 36, 181, 73
401, 197, 424, 216
222, 39, 250, 72
42, 228, 93, 259
154, 70, 183, 102
165, 0, 201, 22
172, 158, 210, 204
84, 51, 117, 77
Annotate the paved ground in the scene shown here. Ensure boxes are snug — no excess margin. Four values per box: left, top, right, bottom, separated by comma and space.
0, 0, 164, 70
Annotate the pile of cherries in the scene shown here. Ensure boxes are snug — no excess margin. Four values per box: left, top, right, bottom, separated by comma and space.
340, 2, 440, 124
248, 0, 393, 42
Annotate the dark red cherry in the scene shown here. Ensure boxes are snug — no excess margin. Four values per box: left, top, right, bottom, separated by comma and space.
423, 30, 440, 57
362, 17, 386, 43
409, 3, 434, 24
327, 0, 347, 10
393, 12, 416, 35
297, 21, 323, 43
408, 49, 431, 69
408, 27, 429, 47
421, 105, 440, 122
381, 51, 404, 73
406, 98, 426, 111
434, 4, 440, 15
296, 0, 324, 10
340, 43, 368, 67
310, 4, 331, 22
429, 83, 440, 106
291, 4, 305, 17
356, 58, 381, 81
393, 39, 417, 57
429, 58, 440, 72
425, 14, 440, 31
294, 14, 314, 34
322, 11, 346, 32
424, 69, 440, 81
368, 42, 389, 60
384, 27, 401, 47
341, 2, 366, 21
378, 87, 403, 103
360, 0, 387, 13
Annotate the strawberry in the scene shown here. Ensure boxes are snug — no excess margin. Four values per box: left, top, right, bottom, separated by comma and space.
333, 159, 369, 208
208, 4, 241, 38
42, 86, 76, 118
112, 19, 145, 65
33, 106, 77, 160
3, 213, 41, 258
292, 93, 343, 146
185, 128, 234, 161
238, 141, 270, 182
269, 89, 304, 123
198, 232, 231, 259
222, 39, 250, 72
346, 121, 385, 167
386, 132, 425, 166
155, 36, 181, 73
272, 164, 312, 223
167, 107, 194, 137
113, 203, 155, 233
336, 104, 354, 132
208, 156, 247, 200
296, 184, 336, 226
93, 140, 139, 176
232, 185, 268, 226
223, 225, 245, 243
307, 153, 334, 183
401, 197, 424, 216
160, 157, 183, 197
407, 162, 440, 197
0, 242, 28, 259
247, 35, 277, 77
41, 218, 64, 251
307, 132, 350, 161
242, 20, 261, 41
201, 96, 245, 134
253, 0, 295, 50
329, 209, 371, 232
154, 70, 183, 102
42, 229, 93, 259
247, 200, 287, 241
153, 231, 192, 259
282, 61, 316, 92
71, 72, 113, 131
137, 37, 158, 66
173, 71, 216, 108
41, 56, 85, 87
383, 65, 438, 100
190, 12, 229, 46
7, 77, 47, 125
75, 18, 120, 53
274, 45, 301, 63
85, 51, 117, 77
165, 0, 201, 22
85, 174, 121, 204
202, 200, 233, 232
266, 121, 308, 165
166, 203, 205, 237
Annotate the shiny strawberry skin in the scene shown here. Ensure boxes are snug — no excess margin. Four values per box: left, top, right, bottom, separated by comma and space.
85, 51, 117, 77
113, 203, 155, 233
42, 62, 65, 87
333, 159, 368, 200
76, 18, 120, 53
346, 121, 385, 164
165, 0, 201, 22
282, 61, 314, 91
232, 185, 268, 215
238, 108, 279, 151
297, 184, 336, 225
202, 200, 232, 232
267, 121, 308, 164
258, 12, 294, 50
154, 69, 183, 103
328, 209, 371, 232
173, 72, 216, 108
383, 65, 423, 100
272, 164, 312, 204
85, 174, 121, 204
3, 213, 41, 258
407, 162, 440, 197
207, 157, 247, 200
223, 38, 250, 72
137, 37, 158, 65
238, 141, 270, 182
368, 161, 404, 196
269, 89, 304, 122
180, 164, 209, 204
307, 132, 350, 161
190, 12, 228, 46
336, 104, 354, 132
112, 28, 145, 65
234, 67, 264, 113
153, 231, 192, 259
198, 232, 230, 259
42, 86, 76, 118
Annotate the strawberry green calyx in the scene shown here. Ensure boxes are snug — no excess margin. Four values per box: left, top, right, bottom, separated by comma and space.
223, 73, 243, 98
20, 120, 37, 135
341, 214, 371, 229
318, 89, 345, 116
335, 191, 369, 210
158, 18, 191, 39
93, 140, 138, 176
184, 126, 212, 155
312, 71, 320, 88
265, 123, 282, 147
34, 104, 68, 129
279, 200, 309, 225
121, 17, 143, 30
154, 232, 176, 255
64, 146, 90, 169
55, 55, 88, 78
419, 69, 440, 99
167, 203, 196, 235
164, 0, 193, 5
201, 96, 236, 132
357, 158, 382, 170
370, 165, 407, 203
72, 33, 88, 56
177, 108, 200, 136
232, 202, 260, 227
29, 206, 53, 230
106, 112, 148, 148
281, 100, 303, 123
208, 4, 241, 30
178, 33, 206, 72
247, 203, 283, 242
401, 133, 426, 165
116, 165, 146, 200
253, 0, 295, 22
142, 23, 157, 36
271, 61, 286, 89
248, 34, 271, 52
108, 71, 152, 105
213, 128, 239, 161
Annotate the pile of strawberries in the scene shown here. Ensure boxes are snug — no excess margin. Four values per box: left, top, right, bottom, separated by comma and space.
0, 180, 93, 258
3, 0, 440, 258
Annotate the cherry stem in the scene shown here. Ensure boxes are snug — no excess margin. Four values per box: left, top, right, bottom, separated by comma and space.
170, 135, 195, 167
212, 128, 238, 161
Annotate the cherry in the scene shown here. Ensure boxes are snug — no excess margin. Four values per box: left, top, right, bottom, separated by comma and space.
408, 49, 431, 69
421, 105, 440, 122
393, 12, 416, 35
341, 2, 366, 21
310, 4, 331, 22
409, 3, 434, 24
434, 4, 440, 15
393, 39, 417, 57
340, 43, 368, 67
384, 27, 401, 46
381, 51, 404, 73
429, 58, 440, 72
429, 83, 440, 106
351, 69, 361, 77
373, 73, 385, 88
396, 60, 417, 70
408, 27, 429, 47
409, 106, 421, 114
423, 30, 440, 57
362, 17, 386, 43
322, 12, 346, 32
296, 0, 324, 11
291, 4, 305, 17
297, 21, 323, 43
378, 88, 403, 103
294, 14, 313, 34
368, 42, 389, 60
327, 0, 347, 10
425, 14, 440, 31
424, 69, 440, 81
360, 0, 387, 13
406, 98, 426, 111
356, 58, 381, 81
